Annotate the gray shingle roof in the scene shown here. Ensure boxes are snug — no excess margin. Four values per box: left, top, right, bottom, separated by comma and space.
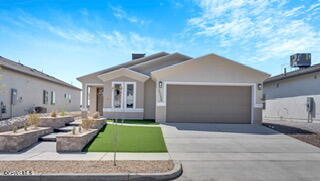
76, 52, 169, 81
264, 63, 320, 84
0, 56, 81, 91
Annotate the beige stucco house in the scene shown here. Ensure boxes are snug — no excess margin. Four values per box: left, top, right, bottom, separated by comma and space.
77, 52, 270, 124
263, 63, 320, 123
0, 56, 81, 119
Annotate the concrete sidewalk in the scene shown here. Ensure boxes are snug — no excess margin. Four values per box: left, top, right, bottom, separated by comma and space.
0, 151, 171, 161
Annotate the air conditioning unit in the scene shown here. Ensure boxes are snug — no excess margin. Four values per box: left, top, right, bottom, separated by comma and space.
290, 53, 311, 68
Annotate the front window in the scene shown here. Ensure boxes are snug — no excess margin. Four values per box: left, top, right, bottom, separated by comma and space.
113, 83, 122, 108
43, 90, 48, 104
126, 83, 135, 109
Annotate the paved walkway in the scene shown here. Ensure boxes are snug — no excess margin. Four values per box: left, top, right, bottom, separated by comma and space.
161, 123, 320, 181
0, 141, 170, 160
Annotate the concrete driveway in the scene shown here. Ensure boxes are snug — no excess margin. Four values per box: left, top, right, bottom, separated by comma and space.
161, 123, 320, 181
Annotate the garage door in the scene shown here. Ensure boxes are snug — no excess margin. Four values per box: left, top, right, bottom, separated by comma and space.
166, 85, 252, 123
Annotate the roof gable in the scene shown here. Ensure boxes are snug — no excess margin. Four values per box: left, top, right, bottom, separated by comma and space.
77, 52, 168, 82
97, 68, 149, 82
152, 53, 270, 77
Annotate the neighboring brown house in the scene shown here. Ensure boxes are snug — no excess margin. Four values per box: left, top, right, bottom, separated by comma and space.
0, 56, 81, 119
77, 52, 269, 124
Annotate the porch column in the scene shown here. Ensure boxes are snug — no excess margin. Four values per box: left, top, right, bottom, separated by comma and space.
81, 83, 88, 111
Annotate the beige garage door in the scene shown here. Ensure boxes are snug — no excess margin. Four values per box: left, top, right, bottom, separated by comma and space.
166, 85, 252, 123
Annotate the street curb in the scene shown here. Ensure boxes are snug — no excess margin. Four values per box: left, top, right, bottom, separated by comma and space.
0, 160, 182, 181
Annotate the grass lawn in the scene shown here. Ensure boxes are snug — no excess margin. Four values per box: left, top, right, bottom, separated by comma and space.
107, 119, 159, 125
84, 125, 167, 152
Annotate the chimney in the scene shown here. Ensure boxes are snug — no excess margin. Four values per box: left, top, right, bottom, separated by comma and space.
132, 53, 145, 60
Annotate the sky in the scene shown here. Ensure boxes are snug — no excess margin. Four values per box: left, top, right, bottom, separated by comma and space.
0, 0, 319, 88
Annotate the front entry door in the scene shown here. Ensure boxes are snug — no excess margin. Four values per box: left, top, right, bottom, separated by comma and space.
96, 88, 104, 115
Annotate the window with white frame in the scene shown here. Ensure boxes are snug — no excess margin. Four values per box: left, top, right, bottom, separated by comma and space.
112, 83, 122, 109
125, 83, 135, 109
112, 82, 136, 110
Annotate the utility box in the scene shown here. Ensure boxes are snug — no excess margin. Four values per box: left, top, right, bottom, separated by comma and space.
11, 88, 18, 105
306, 97, 314, 113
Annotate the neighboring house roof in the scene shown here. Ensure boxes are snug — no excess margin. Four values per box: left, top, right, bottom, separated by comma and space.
264, 63, 320, 84
77, 52, 169, 82
0, 56, 81, 91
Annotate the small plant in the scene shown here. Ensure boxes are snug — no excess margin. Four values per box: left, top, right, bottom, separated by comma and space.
72, 126, 76, 135
28, 113, 40, 128
50, 110, 57, 117
12, 125, 18, 133
60, 110, 68, 116
92, 112, 100, 119
81, 119, 94, 130
24, 122, 28, 131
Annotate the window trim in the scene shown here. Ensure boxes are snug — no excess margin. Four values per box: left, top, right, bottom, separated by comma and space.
51, 91, 56, 105
124, 82, 136, 110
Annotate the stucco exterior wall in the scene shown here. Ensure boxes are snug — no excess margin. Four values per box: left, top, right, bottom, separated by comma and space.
102, 76, 145, 119
152, 54, 270, 124
263, 72, 320, 122
0, 68, 80, 119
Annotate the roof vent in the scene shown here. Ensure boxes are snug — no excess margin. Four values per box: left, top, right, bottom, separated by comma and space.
290, 53, 311, 69
132, 53, 145, 60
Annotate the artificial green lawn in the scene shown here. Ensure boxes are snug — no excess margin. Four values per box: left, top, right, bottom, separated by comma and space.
84, 125, 167, 152
106, 119, 159, 125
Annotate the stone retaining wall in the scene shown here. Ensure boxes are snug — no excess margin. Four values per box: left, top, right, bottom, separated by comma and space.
38, 116, 74, 129
0, 127, 53, 152
56, 129, 98, 152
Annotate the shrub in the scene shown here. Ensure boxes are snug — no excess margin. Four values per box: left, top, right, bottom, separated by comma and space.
50, 110, 57, 117
92, 112, 100, 119
12, 125, 17, 133
28, 113, 40, 128
60, 110, 68, 116
81, 119, 95, 130
24, 122, 28, 131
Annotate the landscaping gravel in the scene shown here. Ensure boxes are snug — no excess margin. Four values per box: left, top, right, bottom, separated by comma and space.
263, 120, 320, 148
264, 120, 320, 134
0, 160, 174, 174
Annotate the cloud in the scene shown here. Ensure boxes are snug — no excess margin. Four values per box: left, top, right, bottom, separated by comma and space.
188, 0, 320, 62
110, 6, 146, 25
1, 11, 179, 54
17, 13, 97, 43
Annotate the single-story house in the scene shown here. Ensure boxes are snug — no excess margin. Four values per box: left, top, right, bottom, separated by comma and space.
77, 52, 270, 124
0, 56, 81, 119
263, 63, 320, 122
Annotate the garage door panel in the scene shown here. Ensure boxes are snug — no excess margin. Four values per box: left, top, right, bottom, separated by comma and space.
166, 85, 251, 123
